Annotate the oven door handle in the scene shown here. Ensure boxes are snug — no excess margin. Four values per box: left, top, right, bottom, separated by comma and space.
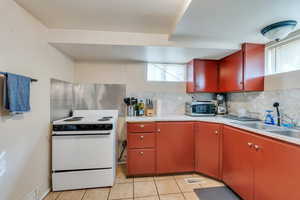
52, 133, 111, 136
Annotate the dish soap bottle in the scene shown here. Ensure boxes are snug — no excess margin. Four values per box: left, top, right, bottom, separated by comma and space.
138, 100, 145, 116
264, 110, 275, 125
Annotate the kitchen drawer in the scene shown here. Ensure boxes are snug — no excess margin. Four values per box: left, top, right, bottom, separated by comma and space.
127, 122, 156, 133
128, 133, 156, 149
127, 149, 156, 175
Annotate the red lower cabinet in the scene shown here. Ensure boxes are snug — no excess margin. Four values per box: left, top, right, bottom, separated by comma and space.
127, 133, 156, 149
127, 122, 156, 176
223, 125, 300, 200
195, 122, 222, 179
156, 122, 195, 174
127, 149, 155, 175
254, 136, 300, 200
126, 121, 300, 200
223, 126, 254, 200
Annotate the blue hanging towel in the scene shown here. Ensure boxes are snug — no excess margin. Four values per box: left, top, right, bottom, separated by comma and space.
4, 73, 31, 113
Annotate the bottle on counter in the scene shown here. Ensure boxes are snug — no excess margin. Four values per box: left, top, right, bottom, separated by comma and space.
135, 103, 140, 116
138, 100, 145, 116
264, 110, 275, 125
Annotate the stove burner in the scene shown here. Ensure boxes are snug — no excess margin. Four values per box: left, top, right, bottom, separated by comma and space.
64, 117, 84, 122
98, 116, 113, 121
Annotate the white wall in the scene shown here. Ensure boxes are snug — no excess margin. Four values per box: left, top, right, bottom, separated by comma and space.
0, 0, 74, 200
74, 61, 186, 95
265, 70, 300, 91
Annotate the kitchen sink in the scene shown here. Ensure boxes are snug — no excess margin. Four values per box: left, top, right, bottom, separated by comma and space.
268, 130, 300, 139
230, 121, 282, 131
230, 121, 300, 139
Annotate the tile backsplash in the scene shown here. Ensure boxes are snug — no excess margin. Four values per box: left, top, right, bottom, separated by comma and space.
127, 92, 213, 115
228, 88, 300, 125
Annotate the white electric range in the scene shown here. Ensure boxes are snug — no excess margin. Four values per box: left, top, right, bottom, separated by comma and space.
52, 110, 118, 191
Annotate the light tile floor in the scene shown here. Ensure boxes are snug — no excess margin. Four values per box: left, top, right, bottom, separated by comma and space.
44, 164, 224, 200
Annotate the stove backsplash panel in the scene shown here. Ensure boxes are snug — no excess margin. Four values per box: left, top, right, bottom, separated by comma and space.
50, 79, 73, 121
72, 83, 126, 116
50, 79, 126, 121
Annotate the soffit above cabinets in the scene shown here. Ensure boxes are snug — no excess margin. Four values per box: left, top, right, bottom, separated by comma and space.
52, 43, 236, 63
15, 0, 187, 34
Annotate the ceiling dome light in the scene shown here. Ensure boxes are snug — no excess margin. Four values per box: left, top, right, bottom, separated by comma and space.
261, 20, 297, 41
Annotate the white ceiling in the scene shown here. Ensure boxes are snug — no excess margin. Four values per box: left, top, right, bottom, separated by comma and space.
15, 0, 186, 34
52, 43, 236, 63
15, 0, 300, 62
172, 0, 300, 44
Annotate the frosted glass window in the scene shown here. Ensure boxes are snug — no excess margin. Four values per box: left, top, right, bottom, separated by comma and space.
267, 38, 300, 75
147, 63, 186, 82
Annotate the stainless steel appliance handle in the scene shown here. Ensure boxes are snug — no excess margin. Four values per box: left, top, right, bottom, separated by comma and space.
52, 133, 111, 136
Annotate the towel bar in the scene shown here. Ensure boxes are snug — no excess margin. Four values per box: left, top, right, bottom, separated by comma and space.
0, 72, 38, 82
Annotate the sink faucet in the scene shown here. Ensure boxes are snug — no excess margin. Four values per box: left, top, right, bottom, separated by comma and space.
273, 102, 280, 126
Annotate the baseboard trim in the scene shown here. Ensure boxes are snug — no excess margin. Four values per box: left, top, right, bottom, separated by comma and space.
40, 188, 51, 200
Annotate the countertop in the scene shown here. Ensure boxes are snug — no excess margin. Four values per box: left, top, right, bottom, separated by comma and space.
126, 115, 300, 146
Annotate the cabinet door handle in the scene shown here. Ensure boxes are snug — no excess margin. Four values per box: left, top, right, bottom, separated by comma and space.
140, 124, 145, 128
157, 129, 160, 133
140, 152, 144, 155
140, 135, 144, 139
214, 130, 218, 134
247, 142, 253, 148
254, 145, 261, 151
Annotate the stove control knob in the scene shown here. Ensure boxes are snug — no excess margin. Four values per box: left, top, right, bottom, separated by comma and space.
104, 124, 113, 130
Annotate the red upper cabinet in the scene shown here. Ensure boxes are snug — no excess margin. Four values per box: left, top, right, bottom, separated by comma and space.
243, 43, 265, 91
219, 51, 244, 92
186, 43, 265, 93
186, 59, 219, 93
156, 122, 195, 174
219, 43, 265, 92
186, 60, 195, 93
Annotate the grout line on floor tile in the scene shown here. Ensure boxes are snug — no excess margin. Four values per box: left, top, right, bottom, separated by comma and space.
80, 190, 87, 200
153, 178, 161, 200
54, 192, 61, 200
176, 178, 192, 200
174, 177, 185, 194
107, 187, 112, 200
133, 178, 135, 200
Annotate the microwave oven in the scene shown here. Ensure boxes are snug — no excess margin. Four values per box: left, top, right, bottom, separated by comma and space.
185, 101, 216, 116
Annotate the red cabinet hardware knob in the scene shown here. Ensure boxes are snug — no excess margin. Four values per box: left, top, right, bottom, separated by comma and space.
140, 152, 144, 155
254, 145, 260, 151
247, 142, 253, 147
140, 124, 145, 128
140, 135, 144, 139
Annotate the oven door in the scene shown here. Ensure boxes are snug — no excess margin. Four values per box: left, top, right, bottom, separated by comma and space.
192, 103, 216, 115
52, 131, 114, 171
